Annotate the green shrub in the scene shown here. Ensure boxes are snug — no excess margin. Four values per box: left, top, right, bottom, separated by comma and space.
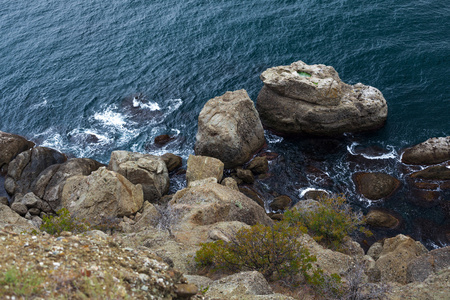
195, 221, 341, 292
40, 208, 90, 235
284, 195, 372, 251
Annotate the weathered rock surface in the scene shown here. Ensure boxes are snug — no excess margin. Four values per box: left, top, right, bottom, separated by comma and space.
61, 167, 144, 224
291, 199, 321, 213
204, 271, 273, 299
32, 158, 103, 211
366, 208, 402, 229
269, 195, 292, 211
0, 203, 36, 233
195, 89, 265, 168
160, 153, 182, 172
410, 165, 450, 180
354, 172, 401, 200
402, 136, 450, 165
108, 151, 169, 203
247, 156, 269, 175
256, 60, 388, 136
185, 155, 224, 186
168, 183, 273, 245
375, 234, 428, 284
5, 147, 67, 195
406, 246, 450, 282
221, 177, 239, 191
236, 168, 255, 184
0, 131, 34, 172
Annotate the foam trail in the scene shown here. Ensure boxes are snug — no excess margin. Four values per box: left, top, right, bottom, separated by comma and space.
347, 142, 397, 160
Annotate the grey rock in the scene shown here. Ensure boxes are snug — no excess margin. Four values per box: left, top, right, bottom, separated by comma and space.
406, 246, 450, 282
160, 153, 182, 172
22, 192, 40, 208
0, 131, 34, 171
205, 271, 272, 298
11, 202, 27, 216
0, 197, 8, 206
28, 208, 41, 216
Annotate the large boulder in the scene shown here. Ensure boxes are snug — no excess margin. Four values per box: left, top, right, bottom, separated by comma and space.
353, 172, 401, 200
61, 167, 144, 225
108, 151, 169, 203
0, 131, 34, 172
168, 183, 273, 245
32, 158, 103, 211
186, 155, 224, 186
5, 147, 67, 195
406, 246, 450, 282
402, 137, 450, 165
195, 89, 266, 168
375, 234, 428, 284
256, 60, 388, 136
410, 165, 450, 180
366, 208, 402, 229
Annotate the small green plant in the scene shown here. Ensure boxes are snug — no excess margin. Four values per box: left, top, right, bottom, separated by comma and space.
297, 71, 312, 77
195, 221, 341, 291
40, 208, 90, 235
0, 266, 43, 297
284, 195, 372, 251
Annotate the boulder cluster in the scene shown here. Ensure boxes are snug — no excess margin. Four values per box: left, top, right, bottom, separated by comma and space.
1, 60, 449, 299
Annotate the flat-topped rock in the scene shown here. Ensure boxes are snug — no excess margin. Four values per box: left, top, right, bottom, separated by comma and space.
256, 60, 388, 136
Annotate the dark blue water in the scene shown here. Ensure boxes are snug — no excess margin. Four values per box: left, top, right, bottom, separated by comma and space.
1, 0, 449, 247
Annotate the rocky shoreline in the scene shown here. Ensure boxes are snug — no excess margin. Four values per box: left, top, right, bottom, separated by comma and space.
1, 60, 450, 299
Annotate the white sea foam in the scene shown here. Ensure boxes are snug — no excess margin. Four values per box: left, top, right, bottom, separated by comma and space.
298, 187, 329, 199
265, 132, 283, 144
31, 99, 48, 109
133, 97, 161, 111
93, 108, 128, 129
347, 142, 397, 160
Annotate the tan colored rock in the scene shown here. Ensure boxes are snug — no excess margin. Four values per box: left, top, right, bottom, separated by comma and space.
366, 208, 401, 229
248, 157, 269, 175
269, 195, 292, 211
221, 177, 239, 191
402, 136, 450, 165
195, 89, 266, 168
375, 234, 428, 284
0, 203, 37, 233
406, 246, 450, 283
61, 167, 144, 224
169, 183, 272, 245
410, 165, 450, 180
236, 168, 255, 184
256, 60, 388, 136
108, 151, 169, 203
160, 153, 182, 172
186, 155, 224, 186
188, 177, 218, 188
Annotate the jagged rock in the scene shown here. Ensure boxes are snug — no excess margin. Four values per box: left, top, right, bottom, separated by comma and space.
375, 234, 428, 284
410, 165, 450, 180
366, 208, 402, 229
0, 131, 34, 172
32, 158, 103, 211
160, 153, 182, 172
169, 183, 272, 245
108, 151, 169, 203
0, 203, 36, 233
402, 137, 450, 165
10, 202, 27, 216
205, 271, 273, 299
21, 192, 40, 208
388, 267, 450, 300
269, 195, 292, 211
5, 147, 67, 195
256, 60, 387, 136
248, 157, 269, 175
61, 167, 144, 225
354, 172, 400, 200
195, 89, 266, 168
406, 246, 450, 282
124, 201, 161, 232
221, 177, 239, 191
186, 155, 224, 186
236, 168, 254, 184
238, 186, 265, 208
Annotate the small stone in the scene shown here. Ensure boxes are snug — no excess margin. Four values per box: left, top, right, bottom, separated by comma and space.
247, 157, 269, 175
236, 168, 254, 184
174, 283, 198, 298
25, 211, 32, 220
60, 231, 72, 237
28, 208, 41, 216
0, 196, 9, 206
221, 177, 239, 191
22, 192, 40, 208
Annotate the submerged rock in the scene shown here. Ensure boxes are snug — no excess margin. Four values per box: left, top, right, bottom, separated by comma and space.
353, 172, 400, 200
256, 60, 388, 136
195, 89, 265, 168
402, 136, 450, 165
366, 208, 402, 229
